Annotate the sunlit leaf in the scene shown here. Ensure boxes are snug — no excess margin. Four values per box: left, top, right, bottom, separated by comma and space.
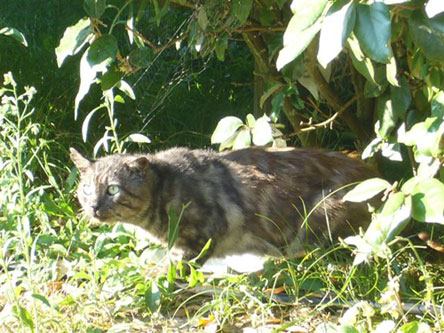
425, 0, 444, 18
318, 0, 356, 68
343, 177, 391, 202
277, 21, 321, 70
252, 114, 273, 146
0, 27, 28, 47
55, 18, 93, 67
362, 137, 382, 159
117, 80, 136, 100
233, 128, 251, 149
74, 50, 97, 119
354, 2, 391, 63
126, 133, 151, 144
211, 116, 244, 144
375, 93, 396, 139
386, 53, 399, 86
411, 178, 444, 223
289, 0, 327, 27
347, 34, 376, 84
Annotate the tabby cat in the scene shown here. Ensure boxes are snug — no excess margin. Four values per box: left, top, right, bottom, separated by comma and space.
70, 147, 375, 261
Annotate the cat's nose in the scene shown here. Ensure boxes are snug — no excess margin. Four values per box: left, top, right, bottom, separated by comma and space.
91, 204, 99, 215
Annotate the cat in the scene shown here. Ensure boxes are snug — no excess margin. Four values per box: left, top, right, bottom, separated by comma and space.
70, 146, 376, 262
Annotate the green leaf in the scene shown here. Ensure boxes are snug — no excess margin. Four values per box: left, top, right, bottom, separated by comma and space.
197, 7, 209, 30
252, 115, 273, 146
246, 114, 256, 128
390, 76, 411, 120
277, 21, 321, 70
55, 18, 93, 67
431, 90, 444, 119
290, 0, 327, 26
0, 27, 28, 47
409, 10, 444, 62
13, 305, 34, 331
233, 128, 252, 149
386, 53, 399, 86
117, 80, 135, 100
232, 0, 253, 25
144, 282, 160, 313
260, 82, 284, 109
365, 192, 411, 249
425, 0, 444, 18
362, 137, 382, 159
277, 0, 327, 70
86, 35, 117, 69
343, 177, 391, 202
75, 50, 97, 119
398, 117, 444, 159
318, 0, 356, 68
411, 178, 444, 223
348, 36, 377, 85
215, 36, 228, 61
32, 294, 52, 308
84, 0, 106, 18
128, 47, 154, 68
354, 2, 391, 63
100, 68, 122, 90
375, 93, 396, 139
211, 116, 244, 144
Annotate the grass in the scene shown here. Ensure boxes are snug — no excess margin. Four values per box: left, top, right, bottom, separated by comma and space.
0, 74, 443, 333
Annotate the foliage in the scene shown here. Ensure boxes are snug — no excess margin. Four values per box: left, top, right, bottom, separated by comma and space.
1, 0, 444, 331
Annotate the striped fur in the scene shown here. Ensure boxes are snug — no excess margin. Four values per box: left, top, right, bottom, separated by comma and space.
70, 147, 375, 260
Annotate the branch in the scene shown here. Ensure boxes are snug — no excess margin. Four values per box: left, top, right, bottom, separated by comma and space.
299, 95, 358, 132
305, 38, 371, 145
125, 26, 188, 54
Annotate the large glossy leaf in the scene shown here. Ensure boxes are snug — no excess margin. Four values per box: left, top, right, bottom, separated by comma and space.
411, 178, 444, 223
84, 0, 106, 18
390, 76, 411, 120
425, 0, 444, 18
233, 128, 251, 149
55, 18, 93, 67
288, 0, 327, 33
318, 0, 356, 68
86, 35, 117, 70
354, 2, 391, 64
0, 27, 28, 47
343, 177, 391, 202
347, 33, 376, 84
409, 10, 444, 62
252, 115, 273, 146
277, 21, 321, 70
232, 0, 253, 25
211, 116, 244, 144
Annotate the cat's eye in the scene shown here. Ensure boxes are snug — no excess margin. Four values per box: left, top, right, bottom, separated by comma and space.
82, 184, 93, 196
107, 185, 121, 196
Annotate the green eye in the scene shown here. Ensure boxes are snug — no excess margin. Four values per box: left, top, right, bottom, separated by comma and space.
107, 185, 121, 195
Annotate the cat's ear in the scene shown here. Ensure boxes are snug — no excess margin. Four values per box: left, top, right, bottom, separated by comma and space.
126, 157, 150, 174
70, 147, 93, 174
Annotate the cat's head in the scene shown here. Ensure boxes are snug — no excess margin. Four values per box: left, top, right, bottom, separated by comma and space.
70, 148, 153, 225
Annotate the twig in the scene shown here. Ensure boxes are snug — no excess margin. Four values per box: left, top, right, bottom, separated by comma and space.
298, 96, 358, 133
125, 26, 188, 54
